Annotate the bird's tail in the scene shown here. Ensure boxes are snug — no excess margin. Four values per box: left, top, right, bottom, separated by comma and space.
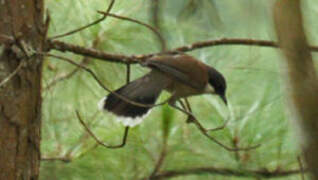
98, 71, 168, 127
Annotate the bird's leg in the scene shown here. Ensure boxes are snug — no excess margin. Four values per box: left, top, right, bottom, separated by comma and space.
169, 98, 196, 120
185, 98, 229, 131
179, 99, 228, 131
206, 119, 230, 132
76, 110, 129, 149
184, 98, 195, 123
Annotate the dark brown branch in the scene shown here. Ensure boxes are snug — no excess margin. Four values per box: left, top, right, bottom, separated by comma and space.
47, 39, 138, 64
148, 111, 170, 178
146, 167, 307, 180
149, 141, 168, 178
173, 38, 278, 52
48, 38, 318, 65
50, 0, 115, 39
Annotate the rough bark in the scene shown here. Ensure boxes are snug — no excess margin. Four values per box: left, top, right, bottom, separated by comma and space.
273, 1, 318, 179
0, 0, 44, 179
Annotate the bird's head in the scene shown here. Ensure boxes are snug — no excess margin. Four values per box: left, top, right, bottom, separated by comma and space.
205, 66, 227, 105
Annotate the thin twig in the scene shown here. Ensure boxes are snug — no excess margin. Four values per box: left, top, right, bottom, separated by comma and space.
45, 36, 101, 90
148, 111, 170, 178
183, 98, 230, 131
50, 0, 115, 39
149, 143, 167, 178
76, 110, 129, 149
150, 0, 166, 51
206, 119, 230, 131
41, 112, 100, 163
172, 38, 278, 52
174, 101, 260, 152
44, 60, 86, 90
0, 61, 23, 88
97, 12, 165, 50
145, 167, 307, 180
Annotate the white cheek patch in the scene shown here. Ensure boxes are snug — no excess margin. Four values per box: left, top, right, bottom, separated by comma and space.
204, 84, 215, 94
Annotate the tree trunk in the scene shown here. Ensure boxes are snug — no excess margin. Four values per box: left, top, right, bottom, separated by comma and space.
273, 1, 318, 179
0, 0, 44, 179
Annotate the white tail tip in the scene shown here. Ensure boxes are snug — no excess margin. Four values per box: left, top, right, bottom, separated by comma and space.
98, 97, 107, 111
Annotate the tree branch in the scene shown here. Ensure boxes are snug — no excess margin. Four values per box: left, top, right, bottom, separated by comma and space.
48, 38, 318, 65
145, 167, 306, 180
47, 39, 137, 63
150, 0, 166, 51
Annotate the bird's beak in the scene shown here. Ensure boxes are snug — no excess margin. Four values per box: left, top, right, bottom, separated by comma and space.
220, 95, 228, 106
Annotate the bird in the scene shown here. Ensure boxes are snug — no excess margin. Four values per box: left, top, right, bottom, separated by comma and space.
98, 54, 227, 127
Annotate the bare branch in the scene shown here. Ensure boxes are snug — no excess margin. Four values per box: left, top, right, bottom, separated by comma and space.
48, 38, 318, 65
150, 0, 166, 51
50, 0, 115, 39
47, 39, 137, 64
175, 100, 260, 152
145, 167, 307, 180
148, 105, 172, 178
172, 38, 278, 52
45, 36, 101, 90
76, 110, 129, 149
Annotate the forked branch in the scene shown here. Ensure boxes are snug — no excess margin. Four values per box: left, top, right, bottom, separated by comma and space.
76, 110, 129, 149
175, 100, 260, 152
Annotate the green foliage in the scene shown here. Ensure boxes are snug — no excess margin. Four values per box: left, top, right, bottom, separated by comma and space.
40, 0, 318, 179
161, 104, 175, 140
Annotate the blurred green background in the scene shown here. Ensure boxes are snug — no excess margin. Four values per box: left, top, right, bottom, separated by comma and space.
41, 0, 318, 179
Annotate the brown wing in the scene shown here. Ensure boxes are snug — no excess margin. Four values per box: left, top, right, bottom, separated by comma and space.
145, 55, 208, 90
